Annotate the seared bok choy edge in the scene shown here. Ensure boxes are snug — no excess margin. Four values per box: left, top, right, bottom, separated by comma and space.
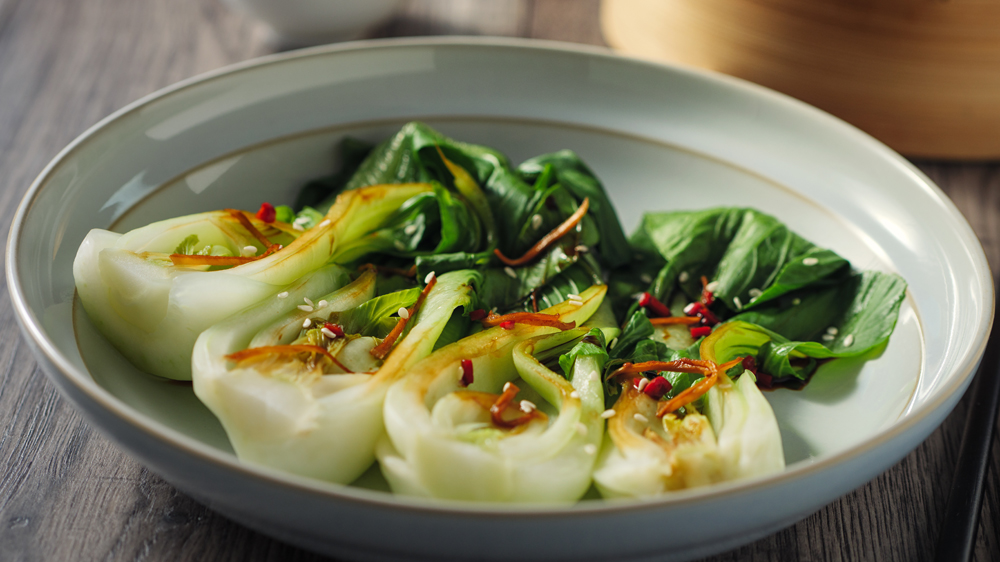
593, 318, 784, 498
377, 285, 613, 503
74, 183, 433, 380
192, 267, 479, 484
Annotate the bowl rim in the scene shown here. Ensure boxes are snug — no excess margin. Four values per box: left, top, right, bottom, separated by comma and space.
6, 35, 994, 517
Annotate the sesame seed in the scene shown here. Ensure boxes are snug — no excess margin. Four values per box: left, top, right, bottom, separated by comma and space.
826, 326, 838, 335
822, 334, 835, 342
404, 224, 417, 235
292, 223, 305, 232
576, 422, 588, 436
679, 271, 690, 283
321, 328, 337, 339
792, 298, 801, 305
398, 307, 410, 320
504, 266, 517, 279
802, 257, 819, 266
393, 240, 406, 251
567, 293, 582, 300
584, 444, 597, 455
570, 390, 580, 399
843, 334, 854, 347
297, 305, 314, 312
640, 274, 652, 284
302, 318, 312, 328
241, 245, 257, 257
317, 300, 327, 308
574, 245, 589, 253
531, 214, 543, 229
424, 271, 436, 284
318, 219, 331, 228
706, 281, 720, 292
293, 216, 309, 225
303, 297, 314, 306
520, 400, 536, 413
609, 337, 618, 349
600, 409, 616, 419
733, 296, 743, 309
637, 378, 649, 392
503, 382, 512, 392
634, 413, 649, 424
749, 288, 762, 298
276, 292, 289, 299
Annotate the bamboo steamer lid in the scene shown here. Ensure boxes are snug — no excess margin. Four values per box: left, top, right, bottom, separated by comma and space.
601, 0, 1000, 159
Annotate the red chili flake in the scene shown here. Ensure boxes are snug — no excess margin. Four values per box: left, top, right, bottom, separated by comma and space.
324, 323, 345, 338
742, 355, 757, 374
643, 376, 672, 400
469, 309, 488, 322
690, 326, 712, 338
460, 359, 474, 387
256, 202, 276, 223
500, 320, 515, 330
755, 371, 774, 389
684, 302, 704, 316
638, 292, 652, 307
698, 307, 721, 326
700, 276, 715, 306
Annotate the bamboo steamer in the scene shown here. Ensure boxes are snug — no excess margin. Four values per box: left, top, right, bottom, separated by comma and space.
601, 0, 1000, 159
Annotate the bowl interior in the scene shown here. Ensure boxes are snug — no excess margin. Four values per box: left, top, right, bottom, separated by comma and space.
72, 116, 922, 484
12, 41, 987, 509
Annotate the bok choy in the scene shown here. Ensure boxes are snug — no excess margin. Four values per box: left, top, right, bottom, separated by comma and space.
377, 286, 610, 502
192, 268, 478, 484
72, 120, 911, 502
74, 183, 431, 380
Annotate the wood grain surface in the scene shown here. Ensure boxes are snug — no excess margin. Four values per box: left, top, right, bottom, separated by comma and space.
0, 1, 996, 561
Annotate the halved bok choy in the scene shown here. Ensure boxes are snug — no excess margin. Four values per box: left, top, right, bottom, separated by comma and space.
192, 268, 479, 484
73, 183, 433, 380
593, 314, 784, 498
377, 285, 614, 502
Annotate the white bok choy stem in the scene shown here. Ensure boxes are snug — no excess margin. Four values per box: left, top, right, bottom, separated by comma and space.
378, 285, 611, 503
593, 330, 785, 498
700, 332, 786, 482
192, 268, 478, 484
73, 183, 433, 380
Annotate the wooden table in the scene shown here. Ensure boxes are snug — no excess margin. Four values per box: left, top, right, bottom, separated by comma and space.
0, 1, 996, 560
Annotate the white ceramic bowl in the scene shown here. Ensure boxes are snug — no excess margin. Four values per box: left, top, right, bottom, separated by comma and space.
6, 38, 992, 561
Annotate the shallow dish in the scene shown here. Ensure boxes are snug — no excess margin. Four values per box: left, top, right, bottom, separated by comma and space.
6, 38, 992, 561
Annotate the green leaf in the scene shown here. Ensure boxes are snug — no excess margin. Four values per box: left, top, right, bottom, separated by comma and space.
274, 205, 296, 224
558, 328, 609, 378
329, 288, 420, 337
173, 234, 199, 255
635, 208, 847, 313
517, 150, 631, 269
730, 270, 907, 347
292, 206, 325, 230
707, 271, 905, 380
